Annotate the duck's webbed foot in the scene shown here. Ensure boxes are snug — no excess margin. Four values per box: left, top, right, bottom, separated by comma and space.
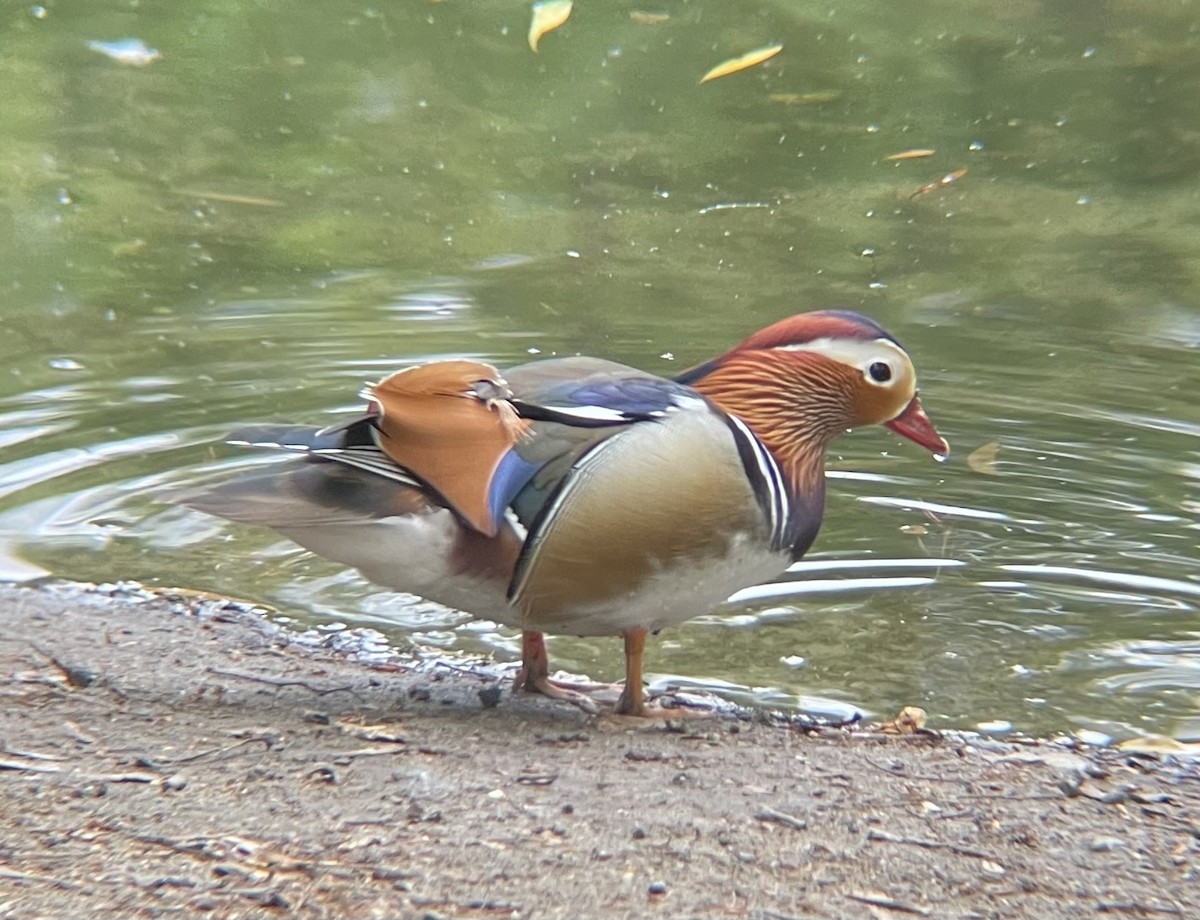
513, 630, 601, 715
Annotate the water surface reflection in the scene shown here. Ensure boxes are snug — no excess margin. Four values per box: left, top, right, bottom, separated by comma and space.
0, 0, 1197, 739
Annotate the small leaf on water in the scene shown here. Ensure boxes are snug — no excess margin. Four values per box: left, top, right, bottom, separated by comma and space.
528, 0, 573, 52
173, 189, 286, 208
111, 238, 147, 257
967, 440, 1000, 476
885, 149, 936, 161
767, 90, 842, 105
700, 44, 783, 84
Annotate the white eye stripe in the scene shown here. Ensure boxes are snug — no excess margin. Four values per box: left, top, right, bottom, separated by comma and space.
771, 337, 912, 379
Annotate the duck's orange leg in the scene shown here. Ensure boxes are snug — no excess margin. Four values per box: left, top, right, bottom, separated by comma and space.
513, 630, 600, 714
614, 628, 647, 716
613, 629, 710, 719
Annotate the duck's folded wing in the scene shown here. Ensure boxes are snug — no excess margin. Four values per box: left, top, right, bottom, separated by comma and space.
498, 358, 789, 624
227, 422, 417, 484
357, 357, 704, 536
497, 357, 708, 523
183, 357, 703, 540
177, 458, 436, 527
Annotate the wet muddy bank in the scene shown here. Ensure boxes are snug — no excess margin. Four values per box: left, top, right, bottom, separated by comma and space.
1, 581, 1196, 919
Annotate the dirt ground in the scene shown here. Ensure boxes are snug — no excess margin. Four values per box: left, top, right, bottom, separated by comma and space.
1, 582, 1197, 920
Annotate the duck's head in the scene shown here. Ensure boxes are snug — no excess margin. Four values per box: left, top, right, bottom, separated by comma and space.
678, 309, 949, 462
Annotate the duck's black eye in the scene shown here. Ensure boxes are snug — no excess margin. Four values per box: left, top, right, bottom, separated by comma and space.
868, 361, 892, 383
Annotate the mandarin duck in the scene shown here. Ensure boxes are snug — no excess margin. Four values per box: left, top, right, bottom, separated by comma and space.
182, 310, 947, 716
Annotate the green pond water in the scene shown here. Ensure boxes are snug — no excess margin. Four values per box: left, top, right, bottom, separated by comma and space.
2, 0, 1198, 740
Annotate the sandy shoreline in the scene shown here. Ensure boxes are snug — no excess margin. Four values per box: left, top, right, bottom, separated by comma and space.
1, 580, 1196, 918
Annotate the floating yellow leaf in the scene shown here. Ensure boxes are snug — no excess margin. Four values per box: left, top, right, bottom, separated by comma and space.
173, 190, 286, 207
967, 440, 1000, 476
111, 238, 147, 257
528, 0, 573, 52
768, 90, 841, 105
630, 10, 670, 24
700, 44, 782, 84
885, 149, 936, 161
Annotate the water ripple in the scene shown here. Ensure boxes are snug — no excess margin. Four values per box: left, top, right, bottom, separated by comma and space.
728, 575, 937, 605
1001, 564, 1200, 600
858, 496, 1011, 521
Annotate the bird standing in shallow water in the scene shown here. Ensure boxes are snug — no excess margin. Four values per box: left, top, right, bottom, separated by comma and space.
182, 310, 948, 716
